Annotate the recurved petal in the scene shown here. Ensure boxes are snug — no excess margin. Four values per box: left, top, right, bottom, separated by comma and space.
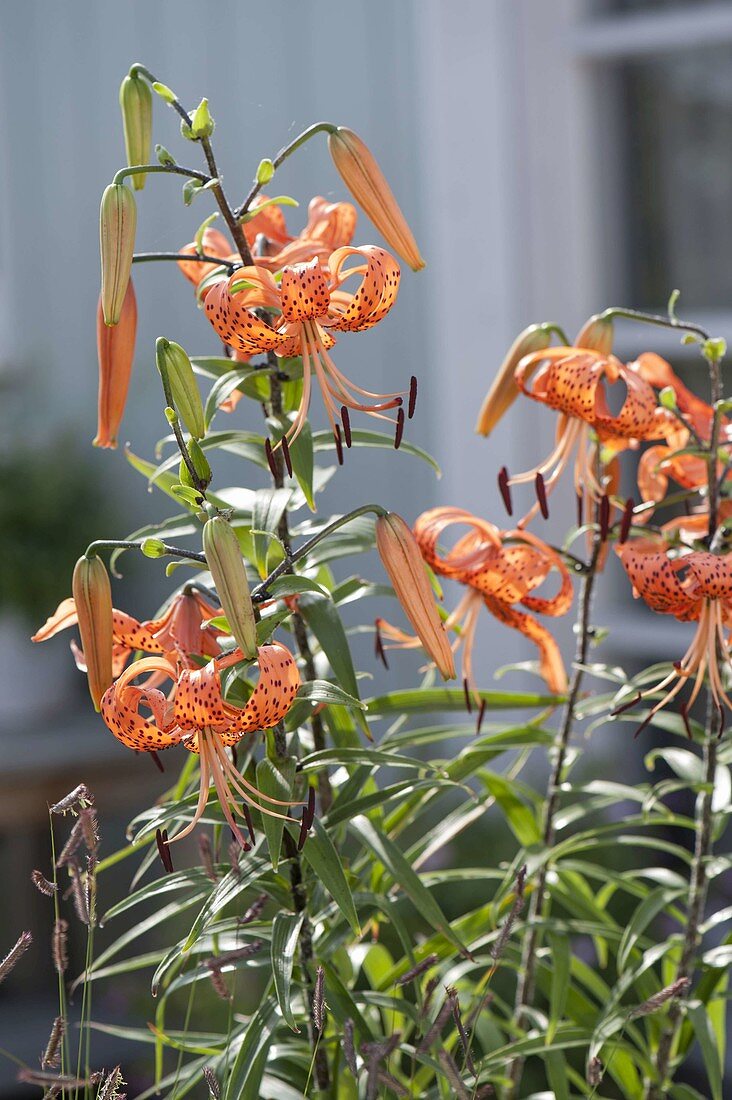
32, 598, 78, 642
615, 540, 699, 617
204, 278, 289, 356
223, 642, 301, 738
326, 246, 400, 333
280, 258, 331, 322
483, 595, 568, 693
177, 228, 233, 287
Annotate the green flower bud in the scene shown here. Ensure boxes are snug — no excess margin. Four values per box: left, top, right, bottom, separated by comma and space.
156, 338, 206, 440
181, 98, 215, 140
203, 516, 257, 660
119, 72, 152, 190
659, 386, 678, 410
155, 143, 176, 167
141, 538, 167, 558
179, 439, 212, 489
256, 158, 275, 184
99, 183, 137, 326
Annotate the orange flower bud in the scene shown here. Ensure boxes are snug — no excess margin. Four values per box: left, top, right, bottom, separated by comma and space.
575, 313, 614, 355
100, 182, 137, 325
328, 127, 424, 271
93, 279, 136, 449
375, 513, 455, 681
72, 555, 113, 711
203, 516, 257, 660
475, 324, 552, 437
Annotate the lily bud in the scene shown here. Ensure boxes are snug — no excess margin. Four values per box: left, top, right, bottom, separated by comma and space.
575, 313, 614, 355
72, 555, 113, 711
119, 73, 152, 190
93, 279, 136, 449
155, 338, 206, 440
375, 513, 455, 681
100, 183, 137, 325
328, 127, 424, 271
475, 324, 552, 437
179, 439, 212, 490
141, 538, 166, 558
202, 516, 257, 660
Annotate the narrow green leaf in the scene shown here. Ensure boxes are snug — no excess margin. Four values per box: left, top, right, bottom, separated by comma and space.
618, 888, 682, 973
481, 771, 541, 846
365, 687, 562, 715
687, 1002, 723, 1100
256, 756, 296, 871
223, 995, 279, 1100
297, 817, 360, 935
270, 912, 305, 1031
547, 932, 571, 1043
296, 679, 365, 710
312, 428, 441, 475
252, 487, 291, 577
353, 816, 467, 956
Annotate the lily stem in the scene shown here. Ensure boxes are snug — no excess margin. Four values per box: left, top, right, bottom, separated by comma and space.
251, 503, 386, 602
648, 346, 724, 1098
600, 306, 710, 343
132, 251, 239, 271
85, 539, 206, 564
506, 528, 603, 1096
236, 122, 336, 219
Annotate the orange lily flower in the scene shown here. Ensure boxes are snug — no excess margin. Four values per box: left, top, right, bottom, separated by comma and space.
177, 195, 357, 291
203, 247, 405, 448
100, 642, 300, 846
615, 539, 732, 732
379, 507, 572, 698
631, 352, 732, 513
506, 346, 660, 526
33, 587, 224, 674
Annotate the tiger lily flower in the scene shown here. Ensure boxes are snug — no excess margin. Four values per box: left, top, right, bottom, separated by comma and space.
506, 345, 660, 526
100, 642, 301, 846
632, 352, 732, 514
177, 195, 357, 291
203, 247, 404, 448
615, 539, 732, 733
379, 507, 572, 698
32, 586, 224, 673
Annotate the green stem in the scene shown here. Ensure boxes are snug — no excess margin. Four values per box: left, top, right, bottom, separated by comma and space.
85, 539, 206, 564
156, 366, 208, 496
649, 348, 724, 1098
112, 163, 211, 186
506, 530, 603, 1097
543, 322, 571, 345
251, 504, 386, 602
133, 251, 238, 270
236, 122, 337, 219
600, 307, 710, 342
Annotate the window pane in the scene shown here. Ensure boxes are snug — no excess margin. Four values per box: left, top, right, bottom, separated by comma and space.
618, 46, 732, 309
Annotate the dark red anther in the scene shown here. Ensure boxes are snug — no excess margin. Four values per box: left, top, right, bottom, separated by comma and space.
306, 786, 316, 828
576, 492, 584, 529
281, 434, 293, 478
498, 467, 513, 516
340, 405, 352, 448
680, 702, 694, 740
394, 407, 405, 450
156, 828, 174, 874
241, 803, 256, 846
264, 437, 279, 479
463, 677, 473, 714
535, 472, 549, 520
231, 745, 238, 769
297, 809, 309, 850
611, 692, 642, 718
476, 699, 486, 735
334, 425, 344, 465
619, 497, 634, 544
599, 494, 610, 541
374, 621, 389, 669
717, 702, 725, 739
408, 375, 418, 419
150, 751, 164, 774
633, 712, 653, 740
